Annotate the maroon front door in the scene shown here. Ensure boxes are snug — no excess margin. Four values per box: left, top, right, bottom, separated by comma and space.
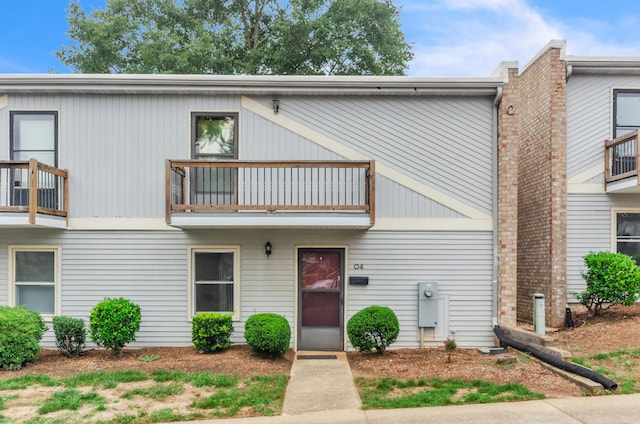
298, 248, 344, 350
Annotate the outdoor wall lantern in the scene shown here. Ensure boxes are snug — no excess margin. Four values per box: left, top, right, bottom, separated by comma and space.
272, 98, 280, 114
265, 241, 272, 257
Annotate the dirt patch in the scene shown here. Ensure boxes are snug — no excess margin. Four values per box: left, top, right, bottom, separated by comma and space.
1, 345, 293, 422
2, 344, 294, 380
348, 304, 640, 399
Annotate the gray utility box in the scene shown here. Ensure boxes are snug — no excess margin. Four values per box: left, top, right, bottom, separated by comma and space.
418, 281, 439, 327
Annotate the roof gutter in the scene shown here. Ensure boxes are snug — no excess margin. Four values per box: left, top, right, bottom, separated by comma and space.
0, 74, 502, 97
566, 56, 640, 78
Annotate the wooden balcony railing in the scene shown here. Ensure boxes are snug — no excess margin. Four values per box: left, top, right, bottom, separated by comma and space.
605, 130, 639, 183
166, 160, 375, 225
0, 159, 69, 224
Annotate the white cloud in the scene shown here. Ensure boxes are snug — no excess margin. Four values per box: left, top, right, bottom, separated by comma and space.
400, 0, 640, 76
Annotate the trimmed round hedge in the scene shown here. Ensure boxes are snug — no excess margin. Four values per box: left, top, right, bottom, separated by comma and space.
244, 313, 290, 357
192, 312, 234, 353
89, 297, 141, 353
347, 305, 399, 354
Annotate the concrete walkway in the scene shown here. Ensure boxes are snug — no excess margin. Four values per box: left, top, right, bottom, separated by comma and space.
178, 352, 640, 424
282, 352, 361, 414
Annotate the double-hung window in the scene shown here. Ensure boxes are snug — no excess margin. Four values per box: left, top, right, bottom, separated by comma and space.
190, 112, 238, 205
9, 246, 59, 316
615, 212, 640, 264
189, 246, 240, 320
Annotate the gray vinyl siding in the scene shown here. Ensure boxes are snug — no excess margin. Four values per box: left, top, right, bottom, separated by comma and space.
1, 94, 241, 218
241, 110, 467, 218
0, 228, 494, 349
376, 176, 464, 218
567, 74, 640, 181
566, 75, 640, 299
240, 112, 345, 161
1, 93, 493, 220
263, 96, 495, 216
584, 174, 603, 184
346, 231, 494, 348
567, 193, 640, 299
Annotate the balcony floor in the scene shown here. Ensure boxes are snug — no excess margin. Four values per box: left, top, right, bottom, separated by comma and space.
0, 212, 67, 228
169, 212, 372, 229
605, 175, 640, 193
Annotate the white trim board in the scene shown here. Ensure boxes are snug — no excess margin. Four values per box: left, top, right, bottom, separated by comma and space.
241, 96, 491, 221
567, 184, 604, 194
568, 165, 602, 184
68, 218, 180, 231
372, 218, 492, 231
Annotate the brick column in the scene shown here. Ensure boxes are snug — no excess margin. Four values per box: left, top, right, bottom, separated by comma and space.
497, 67, 520, 327
516, 46, 567, 327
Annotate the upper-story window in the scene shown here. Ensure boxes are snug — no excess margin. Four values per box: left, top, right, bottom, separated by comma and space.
190, 113, 238, 205
613, 90, 640, 138
191, 113, 238, 159
10, 111, 58, 166
10, 112, 59, 207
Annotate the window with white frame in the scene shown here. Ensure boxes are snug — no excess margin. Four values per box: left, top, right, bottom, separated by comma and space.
10, 246, 59, 315
190, 247, 239, 319
616, 212, 640, 263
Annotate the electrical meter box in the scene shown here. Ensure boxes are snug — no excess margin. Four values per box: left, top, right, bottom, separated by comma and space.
418, 281, 439, 327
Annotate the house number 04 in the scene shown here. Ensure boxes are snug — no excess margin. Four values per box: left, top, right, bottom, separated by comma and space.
353, 264, 364, 270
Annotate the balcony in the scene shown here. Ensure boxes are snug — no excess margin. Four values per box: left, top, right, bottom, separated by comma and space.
605, 130, 640, 193
166, 160, 375, 228
0, 159, 68, 228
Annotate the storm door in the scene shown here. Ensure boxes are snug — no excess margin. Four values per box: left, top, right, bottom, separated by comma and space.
298, 248, 344, 351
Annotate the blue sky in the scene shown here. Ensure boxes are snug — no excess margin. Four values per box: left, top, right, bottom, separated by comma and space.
2, 0, 640, 76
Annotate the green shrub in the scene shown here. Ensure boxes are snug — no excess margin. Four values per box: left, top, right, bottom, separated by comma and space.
192, 313, 234, 353
53, 316, 87, 358
0, 306, 47, 370
244, 313, 290, 357
347, 305, 399, 354
89, 298, 141, 353
575, 251, 640, 315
